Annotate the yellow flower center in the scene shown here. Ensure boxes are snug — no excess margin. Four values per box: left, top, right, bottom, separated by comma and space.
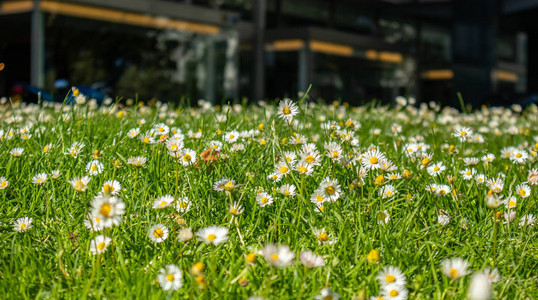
207, 234, 216, 242
261, 197, 268, 204
183, 154, 191, 161
271, 254, 279, 261
160, 201, 168, 207
280, 166, 289, 174
229, 134, 234, 139
305, 156, 315, 163
230, 208, 238, 214
332, 151, 339, 158
386, 191, 393, 197
516, 153, 522, 158
166, 274, 175, 282
519, 189, 526, 196
385, 275, 396, 283
318, 233, 328, 241
389, 290, 399, 297
326, 186, 335, 195
37, 178, 43, 183
97, 242, 106, 251
282, 107, 291, 115
179, 202, 187, 208
370, 157, 378, 164
159, 127, 165, 132
439, 190, 446, 195
143, 137, 150, 143
509, 200, 516, 207
433, 166, 440, 171
379, 212, 387, 220
99, 204, 112, 217
20, 223, 27, 230
450, 268, 458, 278
1, 181, 6, 187
284, 190, 290, 195
91, 165, 98, 171
103, 184, 113, 193
460, 131, 467, 136
154, 228, 164, 238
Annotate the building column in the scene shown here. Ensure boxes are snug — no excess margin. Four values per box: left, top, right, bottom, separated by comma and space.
205, 36, 216, 103
253, 0, 266, 100
31, 0, 45, 88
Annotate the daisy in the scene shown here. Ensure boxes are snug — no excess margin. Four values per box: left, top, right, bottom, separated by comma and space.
483, 267, 500, 283
453, 127, 473, 142
515, 184, 531, 198
165, 138, 184, 153
463, 157, 479, 166
51, 170, 61, 179
315, 288, 339, 300
324, 141, 343, 161
295, 161, 314, 176
460, 168, 476, 180
177, 228, 193, 242
274, 161, 292, 177
427, 162, 446, 176
229, 202, 244, 216
42, 143, 53, 154
196, 226, 228, 245
69, 176, 91, 192
10, 147, 24, 157
299, 251, 325, 268
127, 156, 147, 167
148, 224, 169, 243
153, 195, 175, 209
153, 123, 169, 135
486, 178, 504, 193
438, 212, 450, 226
378, 210, 390, 224
318, 177, 342, 202
485, 194, 504, 209
441, 257, 470, 280
157, 264, 183, 291
262, 244, 295, 268
475, 174, 486, 185
267, 172, 283, 182
90, 194, 125, 228
380, 185, 397, 199
101, 180, 121, 195
127, 128, 140, 138
312, 228, 336, 244
13, 217, 33, 232
467, 272, 492, 300
279, 184, 296, 197
208, 140, 223, 151
0, 177, 9, 189
510, 149, 528, 164
298, 149, 322, 166
281, 151, 297, 165
376, 266, 407, 287
528, 168, 538, 185
223, 131, 239, 143
178, 149, 196, 166
65, 142, 85, 158
84, 213, 105, 231
31, 173, 47, 185
435, 184, 452, 197
276, 98, 299, 122
256, 192, 274, 207
519, 214, 536, 227
86, 160, 104, 176
361, 149, 386, 170
89, 235, 112, 255
140, 132, 155, 144
481, 153, 495, 164
382, 283, 408, 300
175, 197, 192, 213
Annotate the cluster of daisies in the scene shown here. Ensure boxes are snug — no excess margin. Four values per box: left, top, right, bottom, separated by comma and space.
2, 92, 537, 299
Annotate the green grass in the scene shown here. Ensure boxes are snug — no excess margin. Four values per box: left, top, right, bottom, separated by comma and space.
0, 97, 537, 299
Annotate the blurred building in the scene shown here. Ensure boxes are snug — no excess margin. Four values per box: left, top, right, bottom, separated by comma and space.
0, 0, 537, 106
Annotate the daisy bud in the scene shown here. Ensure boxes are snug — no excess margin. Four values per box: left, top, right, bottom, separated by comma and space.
374, 175, 385, 186
245, 253, 256, 265
191, 262, 205, 276
177, 227, 193, 242
403, 169, 412, 179
367, 249, 380, 264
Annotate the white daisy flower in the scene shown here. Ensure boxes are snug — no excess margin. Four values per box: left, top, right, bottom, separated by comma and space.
157, 264, 183, 291
196, 226, 228, 245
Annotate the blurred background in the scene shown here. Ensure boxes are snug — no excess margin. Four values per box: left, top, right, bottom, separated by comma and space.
0, 0, 537, 107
